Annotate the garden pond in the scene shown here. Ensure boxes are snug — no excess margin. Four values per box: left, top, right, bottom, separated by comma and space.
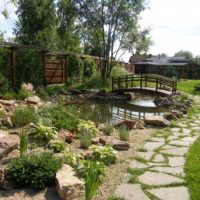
75, 93, 168, 124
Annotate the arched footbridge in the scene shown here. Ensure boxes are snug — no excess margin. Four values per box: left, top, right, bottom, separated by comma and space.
112, 74, 177, 95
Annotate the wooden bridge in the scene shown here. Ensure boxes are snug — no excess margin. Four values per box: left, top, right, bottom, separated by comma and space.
112, 74, 177, 95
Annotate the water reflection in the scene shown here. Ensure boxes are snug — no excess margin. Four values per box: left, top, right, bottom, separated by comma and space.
76, 94, 167, 124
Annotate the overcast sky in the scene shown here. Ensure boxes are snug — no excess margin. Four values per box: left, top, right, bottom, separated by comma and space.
0, 0, 200, 62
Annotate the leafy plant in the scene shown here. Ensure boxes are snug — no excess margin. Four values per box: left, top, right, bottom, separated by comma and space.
103, 124, 114, 136
47, 140, 65, 153
6, 152, 62, 189
80, 160, 105, 200
92, 145, 117, 165
77, 119, 98, 136
17, 88, 33, 100
38, 104, 79, 130
19, 130, 28, 158
118, 126, 130, 141
33, 122, 57, 141
63, 150, 83, 169
79, 131, 92, 149
12, 106, 38, 127
83, 57, 97, 78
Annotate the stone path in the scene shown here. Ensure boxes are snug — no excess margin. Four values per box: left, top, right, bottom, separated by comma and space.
114, 96, 200, 200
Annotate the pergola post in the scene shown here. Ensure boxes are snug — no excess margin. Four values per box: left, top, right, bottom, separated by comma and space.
11, 47, 17, 90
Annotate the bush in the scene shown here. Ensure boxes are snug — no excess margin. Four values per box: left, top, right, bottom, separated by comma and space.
103, 124, 114, 136
68, 55, 84, 82
47, 140, 65, 153
83, 58, 97, 78
118, 126, 130, 141
79, 131, 92, 149
6, 152, 62, 189
12, 107, 38, 127
17, 88, 33, 100
1, 91, 16, 100
38, 104, 79, 130
33, 122, 57, 141
92, 145, 117, 165
77, 119, 98, 136
111, 64, 129, 77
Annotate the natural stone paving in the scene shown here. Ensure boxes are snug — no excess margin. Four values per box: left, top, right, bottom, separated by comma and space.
114, 96, 200, 200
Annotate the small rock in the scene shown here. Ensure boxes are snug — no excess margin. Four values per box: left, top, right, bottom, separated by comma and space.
26, 96, 41, 104
56, 164, 84, 200
92, 137, 100, 145
99, 136, 113, 146
112, 139, 130, 151
58, 129, 74, 143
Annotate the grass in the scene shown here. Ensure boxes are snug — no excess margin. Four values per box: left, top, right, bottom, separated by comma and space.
185, 137, 200, 200
177, 79, 200, 95
118, 126, 130, 141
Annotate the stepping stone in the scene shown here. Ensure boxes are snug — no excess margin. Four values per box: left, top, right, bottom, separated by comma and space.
136, 152, 154, 161
160, 147, 188, 156
171, 128, 180, 132
177, 123, 187, 128
148, 162, 167, 167
168, 140, 191, 147
150, 137, 165, 143
138, 171, 184, 186
153, 154, 165, 162
173, 132, 188, 137
147, 186, 189, 200
168, 157, 185, 167
162, 145, 176, 150
181, 137, 196, 143
115, 184, 150, 200
143, 142, 164, 151
182, 128, 191, 135
167, 135, 179, 141
150, 166, 185, 177
129, 160, 148, 169
192, 127, 200, 131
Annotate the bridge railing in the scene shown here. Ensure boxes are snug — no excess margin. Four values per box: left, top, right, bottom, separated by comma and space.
112, 74, 177, 94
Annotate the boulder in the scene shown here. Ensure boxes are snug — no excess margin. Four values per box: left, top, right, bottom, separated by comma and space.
171, 110, 183, 118
0, 136, 18, 159
2, 117, 13, 128
92, 137, 100, 145
26, 96, 41, 104
145, 114, 169, 127
58, 129, 75, 143
0, 100, 14, 106
99, 136, 113, 146
154, 97, 173, 107
56, 164, 84, 200
112, 139, 130, 151
164, 113, 177, 121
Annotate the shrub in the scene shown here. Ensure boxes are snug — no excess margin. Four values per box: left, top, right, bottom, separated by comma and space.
2, 91, 16, 100
103, 124, 114, 136
12, 107, 38, 127
79, 131, 92, 149
118, 126, 130, 141
68, 55, 84, 82
17, 88, 33, 100
77, 119, 98, 136
33, 122, 57, 141
80, 160, 105, 200
38, 104, 79, 130
6, 152, 62, 189
92, 145, 117, 165
111, 64, 129, 77
19, 130, 28, 158
47, 140, 65, 153
83, 58, 97, 78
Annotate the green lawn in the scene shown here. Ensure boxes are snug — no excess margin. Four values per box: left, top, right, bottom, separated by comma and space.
177, 80, 200, 95
185, 137, 200, 200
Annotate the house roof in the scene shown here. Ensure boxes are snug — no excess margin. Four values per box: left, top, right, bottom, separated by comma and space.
130, 55, 191, 66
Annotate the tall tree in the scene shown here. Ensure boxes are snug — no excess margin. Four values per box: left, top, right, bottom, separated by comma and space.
14, 0, 58, 48
174, 50, 193, 59
75, 0, 150, 79
57, 0, 81, 52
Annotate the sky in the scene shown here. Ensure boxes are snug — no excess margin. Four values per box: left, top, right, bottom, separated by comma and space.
0, 0, 200, 62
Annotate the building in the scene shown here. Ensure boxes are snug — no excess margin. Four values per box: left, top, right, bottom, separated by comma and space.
129, 54, 199, 79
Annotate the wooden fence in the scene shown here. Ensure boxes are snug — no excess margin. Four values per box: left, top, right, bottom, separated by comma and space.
112, 74, 177, 94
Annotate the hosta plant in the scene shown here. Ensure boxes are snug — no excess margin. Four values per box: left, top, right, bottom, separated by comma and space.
47, 140, 65, 153
91, 145, 117, 165
77, 119, 98, 136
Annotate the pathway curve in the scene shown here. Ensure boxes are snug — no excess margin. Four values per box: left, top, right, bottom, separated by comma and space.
114, 96, 200, 200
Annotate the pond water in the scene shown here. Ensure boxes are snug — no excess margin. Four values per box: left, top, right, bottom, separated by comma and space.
76, 93, 168, 124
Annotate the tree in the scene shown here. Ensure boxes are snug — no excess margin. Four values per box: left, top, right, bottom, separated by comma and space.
14, 0, 58, 48
57, 0, 81, 52
174, 50, 193, 59
75, 0, 150, 79
1, 0, 16, 19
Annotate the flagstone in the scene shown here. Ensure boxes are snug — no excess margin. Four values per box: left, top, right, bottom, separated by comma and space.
147, 186, 189, 200
168, 140, 191, 147
171, 128, 181, 132
168, 156, 185, 167
129, 160, 148, 169
153, 154, 165, 162
138, 171, 184, 186
167, 135, 179, 141
136, 152, 154, 161
143, 142, 164, 151
150, 137, 165, 143
115, 184, 150, 200
182, 128, 192, 134
160, 147, 189, 156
